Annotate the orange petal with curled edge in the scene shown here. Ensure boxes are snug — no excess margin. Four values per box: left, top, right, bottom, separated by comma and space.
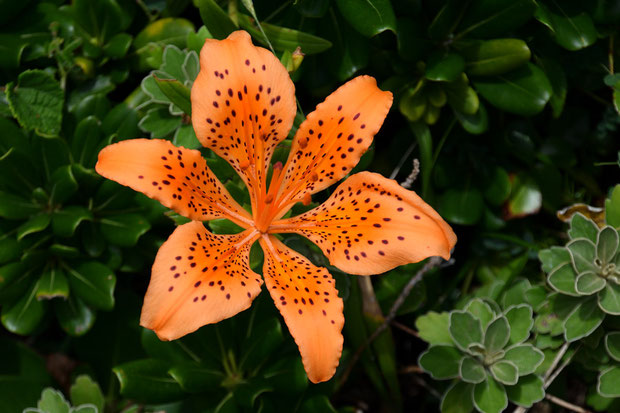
270, 172, 457, 276
140, 221, 262, 340
274, 76, 392, 213
192, 31, 296, 201
96, 139, 252, 226
260, 235, 344, 383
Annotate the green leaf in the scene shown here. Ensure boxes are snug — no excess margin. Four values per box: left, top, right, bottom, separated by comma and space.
52, 206, 93, 238
563, 296, 605, 341
460, 39, 531, 76
187, 26, 212, 53
54, 295, 96, 336
65, 262, 115, 311
445, 77, 479, 115
539, 246, 571, 273
474, 63, 552, 116
36, 267, 69, 300
72, 116, 103, 168
168, 364, 224, 393
418, 345, 462, 379
399, 86, 427, 122
138, 107, 182, 138
5, 70, 64, 137
196, 0, 237, 39
416, 311, 454, 346
598, 282, 620, 315
104, 33, 133, 59
605, 332, 620, 362
605, 185, 620, 229
238, 15, 332, 55
37, 388, 71, 413
113, 359, 184, 403
425, 52, 465, 82
575, 272, 606, 295
457, 0, 536, 38
567, 238, 597, 274
134, 17, 194, 50
460, 356, 486, 383
0, 191, 40, 219
504, 305, 533, 345
597, 226, 619, 264
100, 214, 150, 247
1, 281, 45, 335
153, 75, 191, 116
535, 2, 597, 51
439, 188, 484, 225
598, 366, 620, 397
465, 299, 495, 329
484, 316, 510, 353
70, 375, 104, 412
473, 377, 508, 413
441, 381, 474, 413
450, 311, 483, 351
482, 166, 511, 206
17, 214, 51, 240
335, 0, 396, 38
547, 262, 579, 296
569, 213, 599, 242
537, 57, 567, 118
49, 166, 79, 205
506, 175, 542, 218
503, 345, 544, 376
505, 375, 545, 407
490, 360, 518, 385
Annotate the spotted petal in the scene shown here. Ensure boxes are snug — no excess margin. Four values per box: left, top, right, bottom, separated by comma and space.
192, 31, 296, 209
141, 221, 262, 340
96, 139, 252, 226
271, 172, 457, 275
260, 236, 344, 383
274, 76, 392, 213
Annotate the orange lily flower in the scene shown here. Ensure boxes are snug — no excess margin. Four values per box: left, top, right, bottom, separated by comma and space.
96, 31, 456, 383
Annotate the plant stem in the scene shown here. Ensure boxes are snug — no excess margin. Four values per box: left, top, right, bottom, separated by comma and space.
545, 394, 592, 413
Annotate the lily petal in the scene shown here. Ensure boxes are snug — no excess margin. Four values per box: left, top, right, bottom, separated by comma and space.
274, 76, 392, 213
141, 221, 262, 340
96, 139, 252, 226
260, 235, 344, 383
270, 172, 456, 275
192, 31, 296, 208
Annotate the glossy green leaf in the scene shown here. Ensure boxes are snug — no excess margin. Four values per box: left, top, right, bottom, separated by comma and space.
100, 213, 150, 247
134, 17, 194, 50
563, 296, 605, 341
505, 375, 545, 407
1, 282, 45, 335
454, 102, 488, 135
473, 376, 508, 413
196, 0, 237, 39
70, 375, 104, 412
187, 26, 212, 54
399, 86, 426, 122
238, 15, 331, 55
503, 345, 544, 376
537, 57, 567, 117
418, 345, 461, 379
575, 272, 606, 295
65, 262, 115, 311
441, 381, 474, 413
490, 360, 518, 385
17, 214, 51, 240
474, 63, 552, 116
484, 316, 510, 353
5, 70, 64, 137
415, 311, 453, 346
599, 282, 620, 315
460, 39, 530, 76
506, 176, 542, 218
439, 188, 484, 225
458, 0, 536, 38
567, 238, 597, 274
460, 356, 486, 383
445, 76, 479, 115
335, 0, 396, 38
153, 75, 191, 115
425, 52, 465, 82
139, 107, 182, 138
597, 226, 619, 264
535, 2, 597, 51
49, 166, 78, 205
168, 364, 224, 393
504, 305, 533, 345
450, 311, 483, 351
72, 116, 103, 168
51, 206, 93, 238
0, 191, 40, 219
599, 366, 620, 397
36, 267, 69, 300
104, 33, 132, 59
113, 359, 184, 403
482, 166, 511, 205
54, 295, 96, 336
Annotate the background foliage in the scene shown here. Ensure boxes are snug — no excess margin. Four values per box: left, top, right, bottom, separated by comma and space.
0, 0, 619, 412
